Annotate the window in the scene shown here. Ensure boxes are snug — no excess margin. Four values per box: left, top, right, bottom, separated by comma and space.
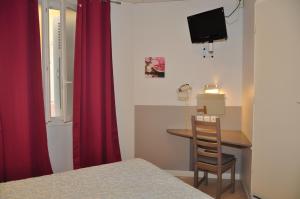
39, 0, 76, 123
49, 8, 62, 118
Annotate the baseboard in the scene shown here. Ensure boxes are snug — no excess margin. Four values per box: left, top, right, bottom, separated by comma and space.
165, 170, 240, 180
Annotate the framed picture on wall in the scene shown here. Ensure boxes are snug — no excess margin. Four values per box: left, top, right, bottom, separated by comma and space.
145, 57, 165, 78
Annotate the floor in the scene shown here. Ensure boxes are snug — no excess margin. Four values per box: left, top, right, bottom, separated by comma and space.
178, 176, 248, 199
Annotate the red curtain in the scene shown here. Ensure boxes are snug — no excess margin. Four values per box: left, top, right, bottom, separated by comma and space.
73, 0, 121, 169
0, 0, 53, 182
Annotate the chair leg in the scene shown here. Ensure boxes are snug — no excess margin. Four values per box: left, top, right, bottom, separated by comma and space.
194, 166, 199, 188
216, 173, 222, 199
231, 163, 236, 193
204, 171, 208, 186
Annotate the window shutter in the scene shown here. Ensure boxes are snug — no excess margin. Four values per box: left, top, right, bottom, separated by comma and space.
63, 8, 76, 123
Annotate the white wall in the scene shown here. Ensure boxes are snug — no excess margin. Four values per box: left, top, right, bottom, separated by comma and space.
46, 0, 244, 171
133, 0, 243, 106
47, 3, 135, 173
47, 124, 73, 173
111, 3, 135, 160
241, 0, 255, 196
252, 0, 300, 198
242, 0, 254, 142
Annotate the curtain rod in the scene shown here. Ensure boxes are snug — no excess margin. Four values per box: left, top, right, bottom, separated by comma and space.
110, 0, 121, 4
103, 0, 122, 4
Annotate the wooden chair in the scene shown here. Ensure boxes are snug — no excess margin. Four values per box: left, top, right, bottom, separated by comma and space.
197, 105, 207, 114
191, 115, 236, 199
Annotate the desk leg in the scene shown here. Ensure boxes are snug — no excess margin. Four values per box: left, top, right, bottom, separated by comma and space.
190, 139, 194, 171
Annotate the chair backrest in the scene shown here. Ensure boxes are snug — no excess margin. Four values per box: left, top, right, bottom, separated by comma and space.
191, 115, 222, 166
197, 105, 207, 114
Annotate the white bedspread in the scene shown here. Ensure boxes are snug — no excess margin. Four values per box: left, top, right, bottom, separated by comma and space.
0, 158, 212, 199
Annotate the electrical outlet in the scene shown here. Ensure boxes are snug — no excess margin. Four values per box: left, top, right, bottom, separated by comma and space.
210, 116, 217, 122
204, 116, 210, 122
196, 115, 204, 121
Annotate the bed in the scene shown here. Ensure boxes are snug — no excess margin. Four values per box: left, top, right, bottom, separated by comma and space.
0, 159, 212, 199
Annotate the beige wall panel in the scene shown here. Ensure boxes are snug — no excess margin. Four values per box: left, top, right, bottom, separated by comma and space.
135, 105, 242, 173
252, 0, 300, 198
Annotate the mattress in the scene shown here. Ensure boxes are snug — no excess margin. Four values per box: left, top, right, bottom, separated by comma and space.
0, 158, 212, 199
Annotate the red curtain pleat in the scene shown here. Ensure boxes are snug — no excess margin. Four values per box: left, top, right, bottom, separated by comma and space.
73, 0, 121, 169
0, 0, 53, 182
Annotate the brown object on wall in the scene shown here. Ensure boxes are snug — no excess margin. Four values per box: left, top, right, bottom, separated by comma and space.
197, 105, 207, 114
166, 129, 251, 148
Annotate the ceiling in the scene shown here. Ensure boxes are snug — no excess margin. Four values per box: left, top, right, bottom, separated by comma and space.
120, 0, 184, 3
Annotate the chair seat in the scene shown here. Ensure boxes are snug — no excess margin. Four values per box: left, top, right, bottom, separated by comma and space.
198, 153, 235, 165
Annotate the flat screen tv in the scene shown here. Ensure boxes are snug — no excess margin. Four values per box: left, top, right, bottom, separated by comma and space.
187, 7, 227, 43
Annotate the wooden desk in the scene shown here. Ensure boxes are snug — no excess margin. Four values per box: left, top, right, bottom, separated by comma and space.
167, 129, 252, 148
167, 129, 252, 170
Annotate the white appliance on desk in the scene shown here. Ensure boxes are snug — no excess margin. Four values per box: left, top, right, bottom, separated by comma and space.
196, 93, 225, 122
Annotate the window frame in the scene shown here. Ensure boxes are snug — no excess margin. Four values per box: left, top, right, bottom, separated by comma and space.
39, 0, 77, 125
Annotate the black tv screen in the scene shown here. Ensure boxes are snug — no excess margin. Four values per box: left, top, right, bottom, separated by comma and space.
187, 7, 227, 43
